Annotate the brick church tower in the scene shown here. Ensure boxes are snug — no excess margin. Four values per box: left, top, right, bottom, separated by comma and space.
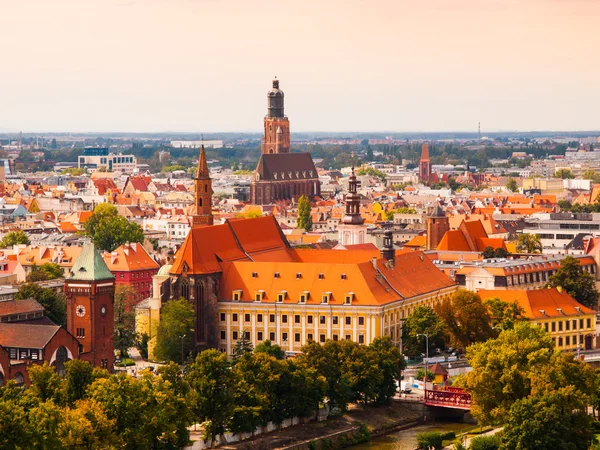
191, 145, 213, 227
419, 143, 431, 184
261, 78, 290, 155
65, 242, 115, 370
426, 205, 449, 250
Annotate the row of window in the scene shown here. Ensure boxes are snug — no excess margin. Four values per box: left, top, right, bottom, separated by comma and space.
223, 330, 365, 345
543, 318, 592, 333
8, 348, 40, 360
553, 335, 584, 347
221, 312, 366, 326
233, 290, 354, 304
119, 271, 154, 279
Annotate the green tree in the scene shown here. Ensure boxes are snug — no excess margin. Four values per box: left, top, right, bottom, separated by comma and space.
297, 195, 313, 232
232, 332, 253, 362
254, 340, 285, 359
553, 168, 575, 179
113, 285, 138, 357
28, 400, 63, 450
28, 362, 63, 404
547, 256, 599, 309
186, 350, 233, 443
0, 230, 30, 248
416, 368, 434, 382
506, 177, 517, 192
417, 431, 443, 450
435, 290, 494, 350
384, 207, 417, 221
501, 387, 592, 450
154, 298, 195, 363
516, 233, 542, 253
482, 297, 524, 331
28, 262, 65, 282
401, 306, 445, 358
64, 359, 93, 405
15, 283, 67, 326
58, 399, 120, 449
356, 166, 386, 182
84, 203, 144, 252
583, 169, 600, 183
299, 340, 352, 417
0, 399, 31, 450
481, 246, 496, 259
369, 336, 406, 404
470, 434, 501, 450
558, 199, 572, 211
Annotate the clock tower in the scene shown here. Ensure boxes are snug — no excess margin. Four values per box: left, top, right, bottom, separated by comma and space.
65, 242, 116, 371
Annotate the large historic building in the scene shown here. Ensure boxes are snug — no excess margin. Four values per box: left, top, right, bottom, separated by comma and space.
250, 79, 320, 205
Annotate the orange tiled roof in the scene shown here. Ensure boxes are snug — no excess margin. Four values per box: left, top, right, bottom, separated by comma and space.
102, 243, 159, 272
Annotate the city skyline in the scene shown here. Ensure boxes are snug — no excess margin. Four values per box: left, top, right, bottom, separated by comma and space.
2, 0, 599, 133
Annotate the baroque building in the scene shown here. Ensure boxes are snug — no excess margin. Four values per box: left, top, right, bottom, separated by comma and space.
250, 79, 320, 205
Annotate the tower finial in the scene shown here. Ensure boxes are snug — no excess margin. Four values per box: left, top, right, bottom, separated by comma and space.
351, 151, 355, 173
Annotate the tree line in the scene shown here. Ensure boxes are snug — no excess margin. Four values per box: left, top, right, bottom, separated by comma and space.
0, 336, 404, 449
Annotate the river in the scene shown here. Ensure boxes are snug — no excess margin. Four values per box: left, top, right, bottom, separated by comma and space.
352, 422, 475, 450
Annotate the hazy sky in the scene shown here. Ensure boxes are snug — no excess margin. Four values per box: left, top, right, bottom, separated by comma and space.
2, 0, 599, 133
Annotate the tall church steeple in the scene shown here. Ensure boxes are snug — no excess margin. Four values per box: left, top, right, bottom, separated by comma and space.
419, 143, 431, 184
342, 161, 365, 225
262, 78, 290, 154
191, 145, 213, 227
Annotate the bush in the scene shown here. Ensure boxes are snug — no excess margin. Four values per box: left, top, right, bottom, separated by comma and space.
116, 358, 136, 367
417, 431, 443, 450
353, 424, 371, 444
441, 431, 456, 440
469, 434, 501, 450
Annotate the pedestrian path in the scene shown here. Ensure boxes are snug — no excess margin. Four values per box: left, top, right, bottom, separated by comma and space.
442, 427, 503, 449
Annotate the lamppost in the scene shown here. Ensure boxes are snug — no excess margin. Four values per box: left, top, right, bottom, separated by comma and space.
417, 333, 429, 394
179, 334, 186, 373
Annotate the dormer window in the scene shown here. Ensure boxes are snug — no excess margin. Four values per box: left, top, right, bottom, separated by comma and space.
252, 272, 258, 278
274, 272, 280, 278
255, 290, 265, 302
274, 173, 278, 180
296, 273, 302, 279
299, 291, 309, 303
318, 273, 325, 280
345, 292, 354, 304
277, 291, 287, 303
341, 274, 347, 280
232, 289, 242, 301
322, 292, 332, 304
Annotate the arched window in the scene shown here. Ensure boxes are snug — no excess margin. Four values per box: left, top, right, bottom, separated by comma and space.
55, 346, 68, 376
0, 372, 4, 387
14, 372, 24, 386
181, 279, 190, 300
196, 282, 206, 343
199, 198, 203, 207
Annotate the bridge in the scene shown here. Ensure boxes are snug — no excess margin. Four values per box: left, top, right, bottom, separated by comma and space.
424, 386, 472, 410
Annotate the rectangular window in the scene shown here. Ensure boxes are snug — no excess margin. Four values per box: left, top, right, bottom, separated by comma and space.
333, 334, 339, 341
220, 313, 226, 322
345, 317, 351, 326
587, 318, 592, 329
282, 332, 288, 341
573, 319, 577, 330
269, 332, 275, 341
77, 327, 85, 338
320, 316, 326, 324
9, 348, 17, 359
558, 321, 563, 332
359, 317, 365, 326
282, 315, 288, 323
332, 316, 338, 325
551, 322, 556, 332
558, 337, 563, 346
232, 331, 238, 340
120, 273, 124, 279
295, 314, 300, 324
308, 333, 313, 341
30, 351, 39, 360
307, 315, 313, 324
544, 323, 549, 332
244, 331, 250, 340
358, 334, 365, 344
566, 320, 570, 331
232, 313, 238, 322
270, 314, 275, 323
580, 319, 584, 329
566, 336, 570, 346
295, 333, 300, 342
220, 330, 226, 340
319, 334, 326, 343
257, 331, 263, 341
345, 334, 351, 340
245, 314, 250, 322
257, 314, 263, 323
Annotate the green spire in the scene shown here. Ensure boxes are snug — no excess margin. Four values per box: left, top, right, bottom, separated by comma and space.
68, 242, 114, 281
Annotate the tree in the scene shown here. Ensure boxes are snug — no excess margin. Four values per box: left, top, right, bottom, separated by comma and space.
84, 203, 144, 252
368, 337, 406, 405
583, 169, 600, 183
558, 199, 572, 211
58, 399, 120, 449
516, 233, 542, 253
384, 207, 416, 221
64, 359, 93, 405
401, 306, 445, 358
481, 246, 495, 259
28, 262, 64, 282
113, 285, 138, 357
254, 340, 285, 360
296, 195, 313, 232
482, 297, 524, 331
417, 431, 443, 450
435, 290, 494, 350
501, 387, 592, 450
553, 168, 575, 179
154, 298, 195, 363
28, 362, 63, 404
186, 350, 233, 443
0, 230, 30, 248
416, 368, 434, 382
547, 256, 599, 309
15, 283, 66, 326
506, 177, 517, 192
232, 332, 253, 361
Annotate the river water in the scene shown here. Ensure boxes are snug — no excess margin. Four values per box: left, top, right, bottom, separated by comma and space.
352, 422, 475, 450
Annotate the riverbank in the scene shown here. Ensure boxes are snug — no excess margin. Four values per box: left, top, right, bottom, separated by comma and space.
219, 401, 423, 450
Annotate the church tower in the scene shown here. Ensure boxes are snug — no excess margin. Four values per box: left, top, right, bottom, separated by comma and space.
426, 204, 449, 250
338, 163, 367, 246
65, 242, 115, 371
261, 78, 290, 154
191, 145, 213, 227
419, 143, 431, 184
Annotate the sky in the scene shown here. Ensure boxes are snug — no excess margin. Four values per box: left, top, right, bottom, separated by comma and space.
1, 0, 599, 133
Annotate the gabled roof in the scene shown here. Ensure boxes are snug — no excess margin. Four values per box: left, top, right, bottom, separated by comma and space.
0, 298, 45, 317
255, 153, 318, 181
0, 323, 61, 349
68, 242, 115, 281
103, 243, 159, 272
